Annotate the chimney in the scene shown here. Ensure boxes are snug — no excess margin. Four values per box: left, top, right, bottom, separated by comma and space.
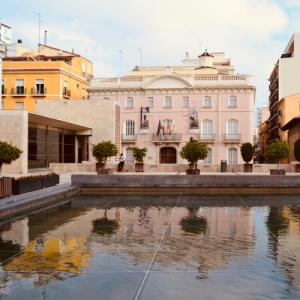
44, 30, 47, 45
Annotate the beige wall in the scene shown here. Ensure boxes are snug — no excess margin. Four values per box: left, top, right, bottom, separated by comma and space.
0, 110, 28, 174
36, 100, 120, 162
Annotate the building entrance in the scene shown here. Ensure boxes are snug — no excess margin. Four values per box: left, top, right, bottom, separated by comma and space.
160, 147, 177, 164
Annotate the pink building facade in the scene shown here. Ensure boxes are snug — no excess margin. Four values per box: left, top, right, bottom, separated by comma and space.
89, 51, 255, 169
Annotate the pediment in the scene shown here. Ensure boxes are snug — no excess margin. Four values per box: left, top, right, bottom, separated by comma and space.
145, 75, 192, 89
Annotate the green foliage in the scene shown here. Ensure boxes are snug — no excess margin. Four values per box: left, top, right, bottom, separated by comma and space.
180, 137, 208, 166
240, 143, 254, 163
133, 147, 147, 163
92, 218, 119, 236
294, 139, 300, 163
0, 141, 22, 166
92, 141, 118, 163
266, 141, 290, 164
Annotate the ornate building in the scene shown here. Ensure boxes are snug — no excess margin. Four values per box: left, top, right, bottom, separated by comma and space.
89, 51, 255, 168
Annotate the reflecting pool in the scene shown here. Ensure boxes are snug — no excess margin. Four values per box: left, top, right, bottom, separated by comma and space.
1, 195, 300, 299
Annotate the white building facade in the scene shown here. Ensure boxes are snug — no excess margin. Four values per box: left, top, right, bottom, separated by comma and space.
89, 51, 255, 169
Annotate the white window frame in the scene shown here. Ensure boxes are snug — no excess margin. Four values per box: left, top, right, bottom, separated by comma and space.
204, 148, 212, 164
226, 119, 239, 135
203, 95, 212, 108
126, 97, 134, 108
16, 79, 25, 94
202, 119, 213, 135
147, 97, 154, 108
125, 120, 135, 136
182, 96, 189, 108
164, 96, 172, 108
228, 147, 238, 164
228, 95, 237, 107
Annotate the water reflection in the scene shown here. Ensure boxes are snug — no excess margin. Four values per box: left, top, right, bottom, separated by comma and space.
0, 196, 299, 299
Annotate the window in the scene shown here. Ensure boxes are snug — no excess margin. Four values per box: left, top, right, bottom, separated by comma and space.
16, 79, 24, 94
202, 119, 213, 135
227, 119, 239, 135
126, 97, 134, 108
63, 81, 68, 95
164, 96, 172, 108
228, 147, 238, 164
204, 148, 212, 164
203, 96, 212, 108
228, 95, 237, 107
126, 148, 134, 163
35, 79, 44, 94
125, 120, 135, 135
1, 79, 4, 95
148, 97, 154, 108
82, 62, 86, 78
15, 102, 24, 110
182, 96, 189, 108
1, 101, 4, 109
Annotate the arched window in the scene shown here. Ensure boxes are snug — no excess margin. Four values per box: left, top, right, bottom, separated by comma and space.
203, 96, 212, 108
125, 120, 135, 135
202, 119, 213, 135
204, 148, 212, 164
160, 147, 177, 164
228, 147, 238, 164
228, 95, 237, 107
227, 119, 239, 135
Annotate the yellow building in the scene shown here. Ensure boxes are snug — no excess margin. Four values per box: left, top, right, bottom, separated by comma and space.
1, 44, 93, 112
258, 120, 269, 162
278, 93, 300, 143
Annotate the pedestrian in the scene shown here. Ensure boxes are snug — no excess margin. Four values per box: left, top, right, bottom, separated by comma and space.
118, 153, 125, 172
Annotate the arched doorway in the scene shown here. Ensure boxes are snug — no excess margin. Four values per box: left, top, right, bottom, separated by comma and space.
160, 147, 177, 164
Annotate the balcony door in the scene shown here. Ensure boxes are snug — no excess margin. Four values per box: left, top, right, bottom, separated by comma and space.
160, 147, 177, 164
227, 119, 238, 135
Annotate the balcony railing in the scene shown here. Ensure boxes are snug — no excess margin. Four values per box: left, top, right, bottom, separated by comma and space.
31, 87, 46, 96
1, 87, 7, 96
199, 134, 215, 142
224, 134, 241, 143
11, 87, 26, 96
153, 134, 182, 143
121, 134, 137, 143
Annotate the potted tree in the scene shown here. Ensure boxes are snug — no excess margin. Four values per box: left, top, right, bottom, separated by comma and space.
240, 143, 254, 172
0, 141, 22, 198
92, 141, 118, 174
133, 147, 147, 172
294, 139, 300, 172
266, 141, 290, 175
180, 137, 208, 175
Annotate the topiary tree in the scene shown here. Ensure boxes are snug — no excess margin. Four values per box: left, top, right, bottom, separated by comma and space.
294, 139, 300, 163
0, 141, 22, 178
133, 147, 147, 163
92, 141, 118, 167
240, 143, 254, 163
266, 140, 290, 169
180, 137, 208, 168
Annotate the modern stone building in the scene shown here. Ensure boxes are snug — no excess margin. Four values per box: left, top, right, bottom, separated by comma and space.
268, 33, 300, 143
89, 51, 255, 168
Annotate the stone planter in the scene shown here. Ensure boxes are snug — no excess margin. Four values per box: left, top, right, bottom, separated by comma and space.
243, 163, 253, 173
42, 174, 60, 188
12, 178, 43, 195
295, 164, 300, 173
135, 163, 144, 172
186, 168, 200, 175
96, 162, 106, 174
270, 169, 286, 175
0, 177, 12, 198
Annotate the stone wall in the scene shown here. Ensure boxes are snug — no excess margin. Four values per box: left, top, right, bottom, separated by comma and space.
0, 110, 28, 174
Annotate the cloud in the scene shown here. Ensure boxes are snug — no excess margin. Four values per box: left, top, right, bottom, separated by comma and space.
3, 0, 295, 108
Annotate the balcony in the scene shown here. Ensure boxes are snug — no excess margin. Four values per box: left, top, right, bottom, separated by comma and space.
224, 134, 241, 143
153, 134, 182, 143
121, 134, 137, 143
63, 89, 71, 99
31, 87, 46, 96
199, 134, 215, 143
11, 87, 26, 97
1, 87, 7, 97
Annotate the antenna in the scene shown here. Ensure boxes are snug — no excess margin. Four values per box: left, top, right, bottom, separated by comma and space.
34, 12, 41, 52
138, 48, 143, 66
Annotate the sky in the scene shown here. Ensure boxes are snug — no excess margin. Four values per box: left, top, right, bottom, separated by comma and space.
1, 0, 300, 110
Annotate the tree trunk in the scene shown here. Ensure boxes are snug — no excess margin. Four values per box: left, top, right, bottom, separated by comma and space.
0, 163, 2, 178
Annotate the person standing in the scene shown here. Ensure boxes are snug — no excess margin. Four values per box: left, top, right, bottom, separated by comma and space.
118, 153, 125, 172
